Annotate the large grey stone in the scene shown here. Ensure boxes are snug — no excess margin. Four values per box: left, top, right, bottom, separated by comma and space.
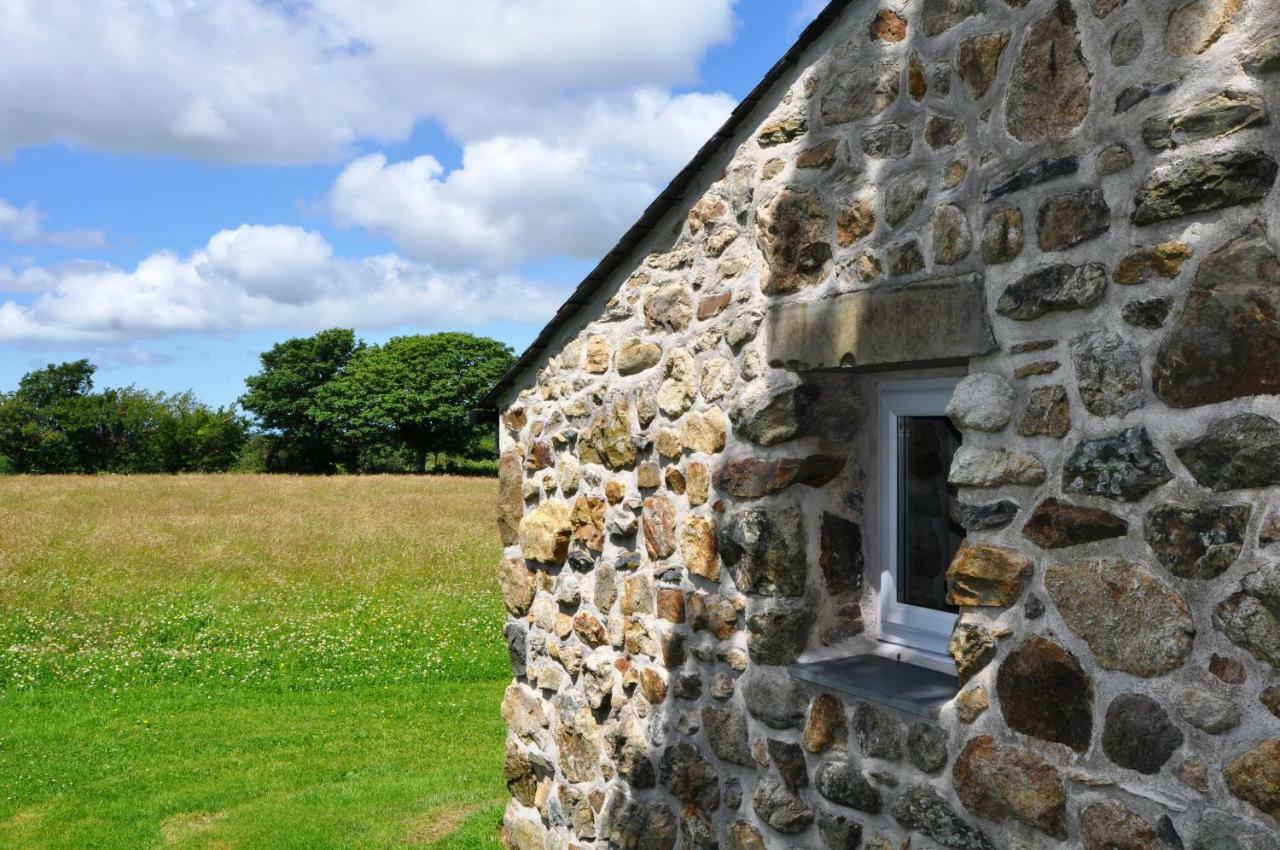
1144, 503, 1250, 579
1062, 427, 1173, 501
1070, 328, 1144, 417
947, 372, 1015, 432
1101, 693, 1184, 774
821, 59, 900, 126
1177, 413, 1280, 491
766, 275, 997, 370
1193, 809, 1280, 850
729, 382, 817, 447
996, 263, 1107, 320
752, 776, 814, 834
813, 760, 883, 813
1005, 0, 1092, 142
950, 447, 1046, 487
747, 601, 815, 665
702, 706, 753, 766
745, 667, 807, 729
891, 784, 995, 850
1155, 224, 1280, 408
1132, 150, 1277, 226
952, 736, 1067, 839
658, 741, 719, 811
1045, 558, 1195, 677
1142, 89, 1269, 151
1216, 566, 1280, 667
758, 188, 833, 295
719, 505, 807, 597
923, 0, 987, 36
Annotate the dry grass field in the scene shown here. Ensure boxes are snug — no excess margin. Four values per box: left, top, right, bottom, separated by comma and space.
0, 475, 508, 850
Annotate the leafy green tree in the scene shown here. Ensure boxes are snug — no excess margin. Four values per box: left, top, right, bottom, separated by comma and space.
239, 329, 362, 473
314, 333, 513, 472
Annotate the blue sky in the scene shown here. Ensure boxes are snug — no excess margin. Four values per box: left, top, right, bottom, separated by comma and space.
0, 0, 824, 407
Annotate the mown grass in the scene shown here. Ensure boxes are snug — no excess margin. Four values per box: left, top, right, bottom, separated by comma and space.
0, 475, 508, 850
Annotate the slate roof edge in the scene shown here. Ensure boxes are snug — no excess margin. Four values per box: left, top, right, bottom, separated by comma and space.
475, 0, 857, 414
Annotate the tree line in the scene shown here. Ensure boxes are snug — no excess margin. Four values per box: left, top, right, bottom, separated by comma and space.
0, 330, 513, 475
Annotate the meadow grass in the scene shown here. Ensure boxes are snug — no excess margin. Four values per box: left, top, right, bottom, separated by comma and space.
0, 475, 508, 850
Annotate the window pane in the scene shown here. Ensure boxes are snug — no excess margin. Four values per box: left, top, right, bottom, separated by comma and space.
897, 415, 963, 613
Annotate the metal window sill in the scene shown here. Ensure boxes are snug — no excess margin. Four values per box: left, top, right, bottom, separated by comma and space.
786, 653, 959, 719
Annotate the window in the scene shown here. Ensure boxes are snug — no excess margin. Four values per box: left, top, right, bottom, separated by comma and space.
877, 379, 964, 658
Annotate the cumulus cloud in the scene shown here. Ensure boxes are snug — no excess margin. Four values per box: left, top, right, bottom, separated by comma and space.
0, 199, 106, 250
0, 225, 565, 343
329, 89, 736, 267
0, 0, 737, 163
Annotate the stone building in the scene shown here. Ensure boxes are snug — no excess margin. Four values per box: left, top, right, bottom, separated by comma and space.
477, 0, 1280, 847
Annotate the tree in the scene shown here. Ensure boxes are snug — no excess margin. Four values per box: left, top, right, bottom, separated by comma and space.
239, 329, 362, 473
314, 333, 513, 472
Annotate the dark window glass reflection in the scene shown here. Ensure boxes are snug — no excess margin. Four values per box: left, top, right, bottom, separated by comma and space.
896, 415, 963, 613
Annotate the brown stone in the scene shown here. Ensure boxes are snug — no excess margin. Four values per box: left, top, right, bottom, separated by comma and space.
571, 494, 606, 553
681, 407, 727, 455
664, 466, 685, 495
1045, 559, 1194, 677
584, 335, 610, 374
1262, 687, 1280, 719
520, 500, 573, 565
690, 591, 739, 639
1164, 0, 1241, 56
1113, 242, 1192, 284
933, 203, 972, 265
757, 188, 832, 295
981, 207, 1024, 264
1021, 498, 1128, 549
499, 556, 536, 615
949, 622, 995, 684
686, 462, 710, 506
680, 515, 719, 580
498, 449, 524, 546
1261, 513, 1280, 545
643, 496, 678, 561
908, 52, 927, 101
1225, 739, 1280, 818
953, 736, 1067, 839
580, 395, 637, 470
955, 687, 989, 723
1080, 801, 1158, 850
688, 195, 726, 234
696, 292, 731, 321
1038, 188, 1110, 251
803, 694, 848, 753
644, 282, 694, 333
654, 427, 682, 460
1016, 385, 1070, 439
924, 114, 966, 150
757, 115, 807, 147
641, 666, 668, 704
714, 455, 846, 499
604, 479, 625, 505
1005, 0, 1092, 143
657, 588, 686, 624
573, 612, 608, 647
946, 542, 1032, 607
796, 139, 840, 170
870, 9, 907, 42
1175, 759, 1210, 792
525, 440, 553, 472
1210, 653, 1247, 683
956, 31, 1011, 100
1014, 360, 1060, 379
997, 635, 1094, 752
836, 197, 876, 247
1154, 224, 1280, 408
617, 338, 662, 376
637, 461, 661, 490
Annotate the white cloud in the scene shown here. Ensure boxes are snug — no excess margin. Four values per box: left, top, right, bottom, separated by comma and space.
0, 0, 738, 164
0, 225, 565, 343
329, 89, 736, 267
0, 199, 106, 250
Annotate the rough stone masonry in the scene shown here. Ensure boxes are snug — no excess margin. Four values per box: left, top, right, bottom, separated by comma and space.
489, 0, 1280, 847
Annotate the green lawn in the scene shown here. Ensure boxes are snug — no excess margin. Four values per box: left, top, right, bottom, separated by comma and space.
0, 475, 509, 850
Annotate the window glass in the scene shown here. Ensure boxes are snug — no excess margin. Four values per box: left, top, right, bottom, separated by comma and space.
896, 415, 963, 613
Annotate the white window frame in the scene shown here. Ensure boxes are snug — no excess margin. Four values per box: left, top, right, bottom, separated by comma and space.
877, 378, 962, 659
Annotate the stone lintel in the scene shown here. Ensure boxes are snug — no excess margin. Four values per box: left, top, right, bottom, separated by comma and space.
766, 274, 997, 371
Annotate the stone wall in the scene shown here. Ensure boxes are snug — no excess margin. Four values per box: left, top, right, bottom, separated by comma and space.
494, 0, 1280, 847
